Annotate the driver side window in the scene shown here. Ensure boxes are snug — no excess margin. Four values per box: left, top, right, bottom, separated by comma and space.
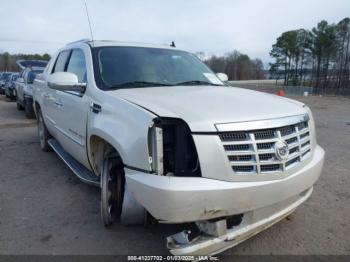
66, 49, 87, 83
52, 50, 71, 73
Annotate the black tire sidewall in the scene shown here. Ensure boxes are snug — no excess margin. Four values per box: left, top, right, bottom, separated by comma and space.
100, 147, 124, 227
24, 98, 35, 118
37, 108, 51, 152
16, 98, 24, 110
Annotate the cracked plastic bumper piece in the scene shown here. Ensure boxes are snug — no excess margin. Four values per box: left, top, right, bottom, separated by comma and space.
166, 187, 312, 255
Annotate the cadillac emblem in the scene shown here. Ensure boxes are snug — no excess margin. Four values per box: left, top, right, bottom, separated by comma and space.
275, 140, 289, 161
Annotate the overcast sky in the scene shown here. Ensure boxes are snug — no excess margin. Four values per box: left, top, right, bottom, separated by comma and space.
0, 0, 349, 64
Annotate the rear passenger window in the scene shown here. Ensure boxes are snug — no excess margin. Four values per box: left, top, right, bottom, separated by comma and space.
66, 49, 87, 83
53, 50, 71, 73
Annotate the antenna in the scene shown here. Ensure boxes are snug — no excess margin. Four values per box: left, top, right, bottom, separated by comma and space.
84, 1, 94, 43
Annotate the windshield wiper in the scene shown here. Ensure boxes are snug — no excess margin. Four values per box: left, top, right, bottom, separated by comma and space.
108, 81, 173, 89
175, 80, 222, 86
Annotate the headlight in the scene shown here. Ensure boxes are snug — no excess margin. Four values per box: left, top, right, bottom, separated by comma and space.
148, 118, 201, 177
148, 120, 164, 175
303, 105, 317, 149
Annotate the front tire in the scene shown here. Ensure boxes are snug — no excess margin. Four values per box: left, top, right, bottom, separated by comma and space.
101, 148, 125, 227
37, 109, 51, 152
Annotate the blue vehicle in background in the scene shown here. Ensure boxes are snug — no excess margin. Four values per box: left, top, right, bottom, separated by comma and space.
15, 60, 48, 118
5, 73, 19, 100
0, 72, 14, 95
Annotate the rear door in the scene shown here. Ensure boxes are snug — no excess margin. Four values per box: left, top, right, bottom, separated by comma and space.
51, 48, 90, 168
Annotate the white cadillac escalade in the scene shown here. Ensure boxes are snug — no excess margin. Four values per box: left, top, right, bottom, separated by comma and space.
33, 39, 325, 255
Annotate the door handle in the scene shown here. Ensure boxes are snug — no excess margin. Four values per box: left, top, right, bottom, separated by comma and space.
43, 94, 49, 99
54, 101, 63, 107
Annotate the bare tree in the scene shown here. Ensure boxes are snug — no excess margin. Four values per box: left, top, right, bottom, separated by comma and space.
0, 52, 51, 71
269, 17, 350, 91
205, 51, 266, 80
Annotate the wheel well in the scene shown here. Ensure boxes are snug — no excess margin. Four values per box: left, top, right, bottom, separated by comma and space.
89, 135, 123, 176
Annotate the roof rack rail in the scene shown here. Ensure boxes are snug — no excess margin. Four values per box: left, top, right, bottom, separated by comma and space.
66, 39, 91, 46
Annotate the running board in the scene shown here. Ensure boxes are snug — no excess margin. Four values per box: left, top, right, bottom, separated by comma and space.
48, 139, 100, 187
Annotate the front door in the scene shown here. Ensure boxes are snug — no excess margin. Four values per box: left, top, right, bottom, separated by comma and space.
42, 50, 71, 138
51, 48, 91, 168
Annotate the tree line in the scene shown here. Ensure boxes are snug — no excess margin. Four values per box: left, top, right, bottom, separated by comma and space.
197, 51, 265, 80
1, 49, 266, 80
0, 52, 51, 72
270, 17, 350, 90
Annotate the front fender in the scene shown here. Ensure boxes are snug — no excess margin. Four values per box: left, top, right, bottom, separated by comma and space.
87, 95, 156, 172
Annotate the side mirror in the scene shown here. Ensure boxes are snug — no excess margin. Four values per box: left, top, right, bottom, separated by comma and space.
48, 72, 86, 93
216, 73, 229, 82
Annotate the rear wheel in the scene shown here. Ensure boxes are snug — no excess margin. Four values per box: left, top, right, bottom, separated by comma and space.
16, 97, 24, 111
37, 108, 51, 152
101, 147, 125, 227
24, 98, 35, 119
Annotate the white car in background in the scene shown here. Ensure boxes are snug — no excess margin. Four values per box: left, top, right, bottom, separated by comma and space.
15, 60, 48, 118
33, 39, 325, 255
16, 67, 45, 118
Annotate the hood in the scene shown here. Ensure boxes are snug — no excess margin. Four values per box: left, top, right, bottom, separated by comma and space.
110, 86, 306, 132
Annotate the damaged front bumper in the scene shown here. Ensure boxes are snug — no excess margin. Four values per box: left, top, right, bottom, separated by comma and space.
166, 186, 312, 255
125, 145, 324, 255
125, 146, 324, 223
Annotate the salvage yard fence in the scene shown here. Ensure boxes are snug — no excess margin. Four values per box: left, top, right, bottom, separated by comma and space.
229, 80, 350, 97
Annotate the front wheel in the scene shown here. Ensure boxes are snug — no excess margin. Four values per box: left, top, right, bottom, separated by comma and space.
37, 109, 51, 152
101, 148, 125, 227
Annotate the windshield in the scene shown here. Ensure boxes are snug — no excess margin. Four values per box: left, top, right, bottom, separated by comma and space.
27, 70, 43, 84
92, 46, 223, 90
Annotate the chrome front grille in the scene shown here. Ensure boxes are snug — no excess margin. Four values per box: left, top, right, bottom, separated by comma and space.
219, 120, 311, 174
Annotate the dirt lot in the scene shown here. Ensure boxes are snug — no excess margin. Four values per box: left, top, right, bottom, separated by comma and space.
0, 95, 349, 255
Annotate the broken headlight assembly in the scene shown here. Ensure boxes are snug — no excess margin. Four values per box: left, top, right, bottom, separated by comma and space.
148, 118, 201, 177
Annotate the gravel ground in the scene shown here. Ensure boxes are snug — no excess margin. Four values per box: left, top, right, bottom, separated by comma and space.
0, 94, 349, 255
